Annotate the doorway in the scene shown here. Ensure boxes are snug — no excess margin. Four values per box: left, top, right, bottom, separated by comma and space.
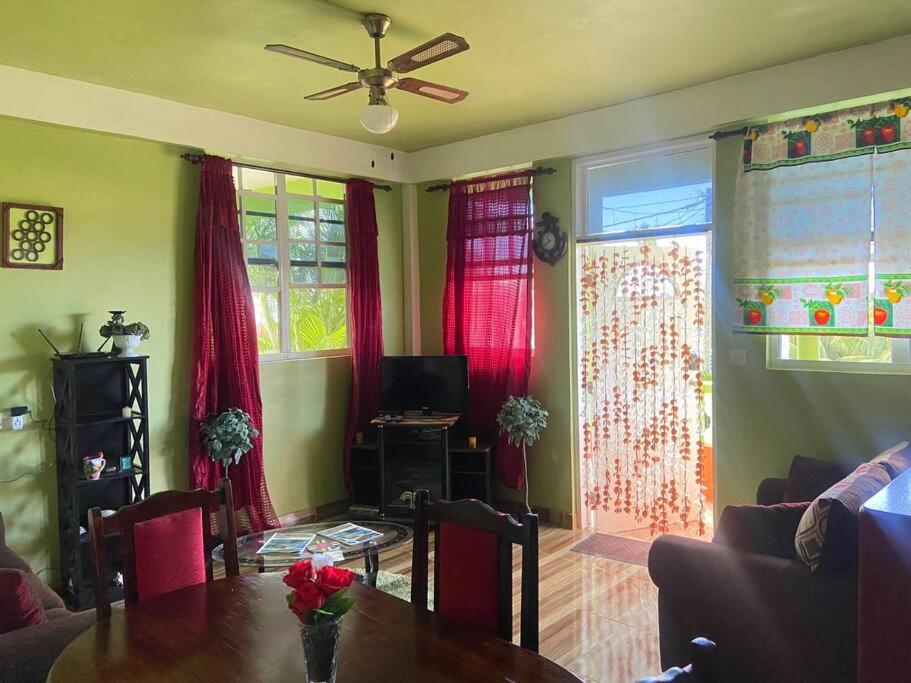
574, 141, 714, 539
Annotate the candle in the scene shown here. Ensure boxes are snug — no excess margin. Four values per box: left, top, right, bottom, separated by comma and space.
468, 436, 477, 449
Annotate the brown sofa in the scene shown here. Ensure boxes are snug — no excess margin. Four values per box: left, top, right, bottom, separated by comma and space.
648, 456, 863, 683
0, 512, 95, 682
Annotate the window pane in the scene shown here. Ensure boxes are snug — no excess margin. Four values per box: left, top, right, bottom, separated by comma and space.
289, 288, 348, 352
319, 203, 345, 222
779, 335, 892, 363
246, 243, 278, 261
315, 179, 345, 200
320, 217, 346, 243
290, 242, 317, 263
585, 147, 713, 236
289, 219, 316, 240
244, 196, 277, 240
286, 177, 315, 195
320, 245, 346, 264
321, 266, 347, 284
251, 291, 281, 354
291, 266, 318, 284
246, 263, 279, 287
240, 168, 276, 194
289, 199, 315, 219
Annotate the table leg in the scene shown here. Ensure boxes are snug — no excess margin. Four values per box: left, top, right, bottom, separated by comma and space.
364, 547, 379, 587
442, 426, 451, 500
378, 425, 386, 518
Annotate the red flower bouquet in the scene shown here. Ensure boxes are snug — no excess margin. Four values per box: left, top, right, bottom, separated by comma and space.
285, 559, 357, 682
284, 559, 357, 625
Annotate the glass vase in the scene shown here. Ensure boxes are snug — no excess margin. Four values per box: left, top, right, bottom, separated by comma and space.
299, 616, 344, 683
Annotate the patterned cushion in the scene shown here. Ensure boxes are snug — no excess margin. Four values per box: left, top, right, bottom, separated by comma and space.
870, 441, 911, 479
134, 507, 206, 602
795, 462, 891, 573
0, 569, 46, 634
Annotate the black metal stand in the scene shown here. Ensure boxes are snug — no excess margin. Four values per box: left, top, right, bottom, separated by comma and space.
53, 355, 151, 611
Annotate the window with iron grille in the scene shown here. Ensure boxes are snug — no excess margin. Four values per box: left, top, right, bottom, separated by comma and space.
234, 166, 349, 358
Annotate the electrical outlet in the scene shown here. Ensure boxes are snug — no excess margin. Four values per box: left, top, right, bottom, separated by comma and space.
729, 349, 747, 366
3, 406, 28, 431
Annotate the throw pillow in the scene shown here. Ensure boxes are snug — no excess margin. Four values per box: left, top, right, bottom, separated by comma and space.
795, 462, 891, 573
870, 441, 911, 480
714, 502, 810, 560
782, 455, 855, 503
0, 569, 46, 634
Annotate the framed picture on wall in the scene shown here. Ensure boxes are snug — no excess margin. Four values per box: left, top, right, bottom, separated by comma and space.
1, 202, 64, 270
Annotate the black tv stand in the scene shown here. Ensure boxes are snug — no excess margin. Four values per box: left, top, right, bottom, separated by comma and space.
349, 413, 493, 517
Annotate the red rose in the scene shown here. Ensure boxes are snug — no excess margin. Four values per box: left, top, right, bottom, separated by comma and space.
288, 581, 325, 620
283, 559, 316, 591
317, 566, 356, 596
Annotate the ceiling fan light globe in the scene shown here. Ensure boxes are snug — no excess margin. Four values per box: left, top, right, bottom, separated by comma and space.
358, 104, 399, 134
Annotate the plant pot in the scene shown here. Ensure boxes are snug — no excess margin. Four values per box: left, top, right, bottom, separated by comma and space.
112, 334, 142, 357
299, 616, 344, 683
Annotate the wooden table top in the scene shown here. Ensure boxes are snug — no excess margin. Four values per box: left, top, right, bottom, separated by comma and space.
49, 574, 579, 682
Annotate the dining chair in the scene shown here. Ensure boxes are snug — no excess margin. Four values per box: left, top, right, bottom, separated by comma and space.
410, 489, 539, 652
88, 480, 239, 619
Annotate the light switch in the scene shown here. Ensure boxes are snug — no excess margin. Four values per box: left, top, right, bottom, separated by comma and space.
729, 349, 747, 366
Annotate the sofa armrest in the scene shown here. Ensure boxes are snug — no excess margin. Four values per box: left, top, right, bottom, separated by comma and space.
0, 609, 95, 682
755, 477, 786, 506
713, 502, 809, 560
648, 535, 856, 681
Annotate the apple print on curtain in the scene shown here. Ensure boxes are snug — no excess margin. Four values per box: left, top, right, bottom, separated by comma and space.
733, 103, 876, 335
577, 238, 710, 536
734, 98, 911, 336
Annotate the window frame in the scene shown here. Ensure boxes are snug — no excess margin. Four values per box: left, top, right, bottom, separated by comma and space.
236, 167, 351, 361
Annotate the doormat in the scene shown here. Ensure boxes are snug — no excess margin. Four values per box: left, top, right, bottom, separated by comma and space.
570, 533, 651, 567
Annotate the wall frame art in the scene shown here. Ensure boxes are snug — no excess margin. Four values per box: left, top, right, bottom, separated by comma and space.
1, 202, 64, 270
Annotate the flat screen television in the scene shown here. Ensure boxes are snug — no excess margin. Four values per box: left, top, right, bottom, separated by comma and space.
380, 355, 469, 414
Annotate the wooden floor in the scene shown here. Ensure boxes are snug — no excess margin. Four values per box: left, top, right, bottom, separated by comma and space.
337, 525, 665, 683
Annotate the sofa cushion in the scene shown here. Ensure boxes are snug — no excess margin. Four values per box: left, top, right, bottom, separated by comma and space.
22, 572, 66, 612
783, 455, 855, 503
714, 502, 810, 560
0, 569, 46, 634
870, 441, 911, 479
795, 462, 891, 573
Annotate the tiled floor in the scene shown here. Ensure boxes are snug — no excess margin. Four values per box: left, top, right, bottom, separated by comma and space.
359, 524, 667, 682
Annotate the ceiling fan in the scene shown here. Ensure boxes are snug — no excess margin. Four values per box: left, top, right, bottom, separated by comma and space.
265, 14, 469, 135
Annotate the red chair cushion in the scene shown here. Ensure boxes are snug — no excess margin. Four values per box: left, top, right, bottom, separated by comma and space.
134, 507, 206, 601
0, 569, 46, 634
436, 522, 500, 634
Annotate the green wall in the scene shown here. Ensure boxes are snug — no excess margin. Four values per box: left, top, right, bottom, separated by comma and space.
0, 116, 404, 577
416, 144, 911, 521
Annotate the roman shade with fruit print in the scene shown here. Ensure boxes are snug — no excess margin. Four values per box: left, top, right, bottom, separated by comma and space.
733, 97, 911, 336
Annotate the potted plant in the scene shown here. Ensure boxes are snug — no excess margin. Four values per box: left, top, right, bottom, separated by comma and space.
99, 310, 150, 357
496, 395, 549, 513
199, 408, 259, 477
284, 558, 357, 683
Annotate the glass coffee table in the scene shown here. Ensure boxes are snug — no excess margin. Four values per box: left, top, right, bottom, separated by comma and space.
212, 520, 412, 587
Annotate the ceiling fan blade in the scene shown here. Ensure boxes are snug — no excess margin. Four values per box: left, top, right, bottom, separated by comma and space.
396, 78, 468, 103
387, 33, 469, 73
264, 44, 361, 73
305, 82, 364, 101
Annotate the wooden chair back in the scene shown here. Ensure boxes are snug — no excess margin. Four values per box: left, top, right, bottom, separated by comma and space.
410, 489, 539, 652
88, 479, 239, 619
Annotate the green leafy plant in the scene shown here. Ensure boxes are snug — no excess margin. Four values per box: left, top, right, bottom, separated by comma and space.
200, 408, 259, 477
99, 320, 150, 340
496, 396, 549, 513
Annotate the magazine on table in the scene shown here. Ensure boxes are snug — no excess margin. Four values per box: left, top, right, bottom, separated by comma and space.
318, 522, 382, 546
303, 538, 345, 562
255, 531, 316, 555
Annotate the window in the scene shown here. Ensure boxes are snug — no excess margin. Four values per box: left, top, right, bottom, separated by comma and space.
235, 167, 348, 358
769, 333, 911, 373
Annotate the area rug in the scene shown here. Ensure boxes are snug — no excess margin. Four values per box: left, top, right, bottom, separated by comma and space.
352, 569, 434, 607
570, 533, 651, 567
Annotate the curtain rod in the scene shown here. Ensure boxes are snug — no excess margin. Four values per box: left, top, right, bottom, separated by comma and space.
180, 153, 393, 192
425, 166, 557, 193
708, 126, 748, 141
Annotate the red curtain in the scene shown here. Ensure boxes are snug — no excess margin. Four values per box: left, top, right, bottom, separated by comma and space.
342, 179, 384, 486
189, 155, 278, 533
443, 172, 533, 488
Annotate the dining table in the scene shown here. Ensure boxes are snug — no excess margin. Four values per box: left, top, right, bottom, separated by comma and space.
48, 574, 580, 681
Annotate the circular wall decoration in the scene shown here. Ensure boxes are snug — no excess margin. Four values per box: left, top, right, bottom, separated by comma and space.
2, 203, 64, 270
533, 212, 567, 265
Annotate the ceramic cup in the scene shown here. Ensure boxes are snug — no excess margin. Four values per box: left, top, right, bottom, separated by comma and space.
83, 454, 106, 480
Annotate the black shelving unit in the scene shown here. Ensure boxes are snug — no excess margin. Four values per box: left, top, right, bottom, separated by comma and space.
53, 355, 150, 611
